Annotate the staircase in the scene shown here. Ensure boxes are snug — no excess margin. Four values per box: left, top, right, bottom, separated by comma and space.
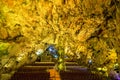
10, 62, 106, 80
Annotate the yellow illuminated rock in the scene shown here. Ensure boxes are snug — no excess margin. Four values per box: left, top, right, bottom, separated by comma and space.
0, 0, 120, 79
0, 27, 8, 39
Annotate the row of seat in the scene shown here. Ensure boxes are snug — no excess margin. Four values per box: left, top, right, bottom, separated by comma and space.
11, 72, 105, 80
17, 66, 51, 72
60, 71, 105, 80
26, 62, 78, 66
10, 62, 106, 80
11, 71, 50, 80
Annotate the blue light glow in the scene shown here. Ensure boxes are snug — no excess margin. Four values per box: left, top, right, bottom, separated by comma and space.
46, 45, 59, 58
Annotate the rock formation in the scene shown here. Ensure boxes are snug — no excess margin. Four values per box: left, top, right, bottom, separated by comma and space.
0, 0, 120, 79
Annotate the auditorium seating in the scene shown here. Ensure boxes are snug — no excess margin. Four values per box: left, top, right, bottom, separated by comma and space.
60, 71, 104, 80
11, 71, 50, 80
10, 62, 106, 80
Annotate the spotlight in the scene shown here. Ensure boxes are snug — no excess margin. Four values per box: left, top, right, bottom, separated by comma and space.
36, 49, 43, 56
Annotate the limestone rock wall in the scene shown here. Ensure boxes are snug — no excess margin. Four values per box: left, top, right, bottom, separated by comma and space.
0, 0, 120, 79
